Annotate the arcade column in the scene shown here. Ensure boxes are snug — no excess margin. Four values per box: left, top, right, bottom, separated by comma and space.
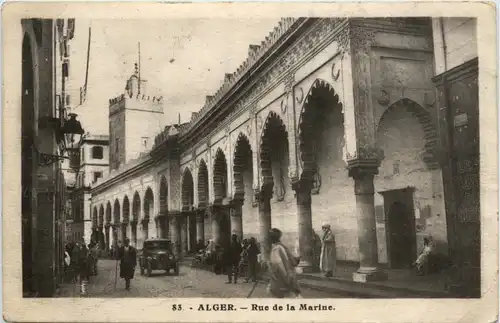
208, 205, 221, 245
169, 212, 181, 256
121, 222, 127, 242
179, 213, 188, 257
255, 186, 272, 261
292, 179, 315, 273
104, 224, 110, 251
349, 164, 387, 282
157, 214, 168, 239
130, 221, 138, 248
195, 209, 205, 244
230, 200, 243, 241
111, 224, 118, 247
141, 219, 149, 241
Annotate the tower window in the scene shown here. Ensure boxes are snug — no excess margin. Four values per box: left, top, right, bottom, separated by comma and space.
93, 171, 103, 183
92, 146, 103, 159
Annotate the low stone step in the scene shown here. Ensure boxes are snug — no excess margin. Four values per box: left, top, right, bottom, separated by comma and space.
299, 274, 452, 298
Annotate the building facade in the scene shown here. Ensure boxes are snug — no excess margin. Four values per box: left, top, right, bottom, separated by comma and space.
431, 18, 480, 297
21, 18, 75, 297
69, 135, 110, 246
90, 18, 479, 294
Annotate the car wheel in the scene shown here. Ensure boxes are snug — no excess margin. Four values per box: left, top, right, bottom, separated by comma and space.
146, 262, 152, 277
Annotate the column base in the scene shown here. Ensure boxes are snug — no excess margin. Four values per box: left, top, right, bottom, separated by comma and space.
295, 260, 320, 274
352, 267, 388, 283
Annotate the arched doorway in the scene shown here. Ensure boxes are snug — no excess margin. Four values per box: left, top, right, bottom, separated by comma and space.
259, 111, 289, 258
122, 195, 130, 242
297, 79, 346, 270
131, 191, 140, 247
22, 32, 36, 295
213, 149, 231, 248
181, 169, 196, 253
376, 98, 441, 267
232, 133, 254, 239
142, 187, 154, 243
159, 176, 169, 238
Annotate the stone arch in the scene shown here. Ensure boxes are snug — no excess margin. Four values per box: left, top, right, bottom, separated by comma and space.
213, 148, 228, 204
376, 98, 438, 169
113, 199, 120, 225
298, 78, 344, 182
143, 187, 154, 222
233, 132, 253, 201
197, 159, 209, 208
159, 176, 168, 216
99, 205, 104, 227
181, 168, 194, 210
92, 206, 98, 228
105, 201, 112, 224
259, 111, 289, 194
132, 191, 141, 222
122, 195, 130, 223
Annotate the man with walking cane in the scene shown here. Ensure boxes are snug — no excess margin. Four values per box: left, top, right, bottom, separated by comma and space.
116, 238, 137, 291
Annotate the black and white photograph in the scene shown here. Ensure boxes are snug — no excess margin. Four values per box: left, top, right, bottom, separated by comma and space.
3, 2, 497, 322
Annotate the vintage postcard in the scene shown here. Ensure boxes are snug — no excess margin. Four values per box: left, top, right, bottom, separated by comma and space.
2, 1, 498, 322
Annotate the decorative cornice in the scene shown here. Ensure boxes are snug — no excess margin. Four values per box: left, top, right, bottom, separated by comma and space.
179, 19, 348, 151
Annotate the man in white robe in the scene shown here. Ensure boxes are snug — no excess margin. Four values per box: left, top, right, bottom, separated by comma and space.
320, 224, 336, 277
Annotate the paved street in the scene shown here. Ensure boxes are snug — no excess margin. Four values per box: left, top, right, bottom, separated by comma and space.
58, 259, 338, 298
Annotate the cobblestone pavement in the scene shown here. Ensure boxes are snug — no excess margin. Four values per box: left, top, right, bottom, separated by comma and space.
58, 259, 338, 298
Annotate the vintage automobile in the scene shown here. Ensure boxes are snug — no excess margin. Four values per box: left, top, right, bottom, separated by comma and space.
138, 239, 179, 276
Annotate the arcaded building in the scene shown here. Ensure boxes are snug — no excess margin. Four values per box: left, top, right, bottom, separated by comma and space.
90, 18, 479, 293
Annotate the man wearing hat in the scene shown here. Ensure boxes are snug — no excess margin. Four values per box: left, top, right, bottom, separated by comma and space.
117, 238, 137, 290
320, 223, 336, 277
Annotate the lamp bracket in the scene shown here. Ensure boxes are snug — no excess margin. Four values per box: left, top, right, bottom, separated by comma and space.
35, 147, 70, 167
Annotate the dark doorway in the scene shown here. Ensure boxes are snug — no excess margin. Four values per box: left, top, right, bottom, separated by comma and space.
381, 188, 417, 269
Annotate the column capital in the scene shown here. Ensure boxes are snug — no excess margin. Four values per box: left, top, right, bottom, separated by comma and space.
346, 146, 384, 177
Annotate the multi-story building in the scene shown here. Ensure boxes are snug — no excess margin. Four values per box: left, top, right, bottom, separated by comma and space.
431, 17, 480, 297
21, 18, 76, 297
90, 18, 480, 297
71, 135, 109, 246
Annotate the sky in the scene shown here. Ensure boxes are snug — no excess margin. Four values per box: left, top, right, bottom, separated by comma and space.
69, 18, 280, 135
